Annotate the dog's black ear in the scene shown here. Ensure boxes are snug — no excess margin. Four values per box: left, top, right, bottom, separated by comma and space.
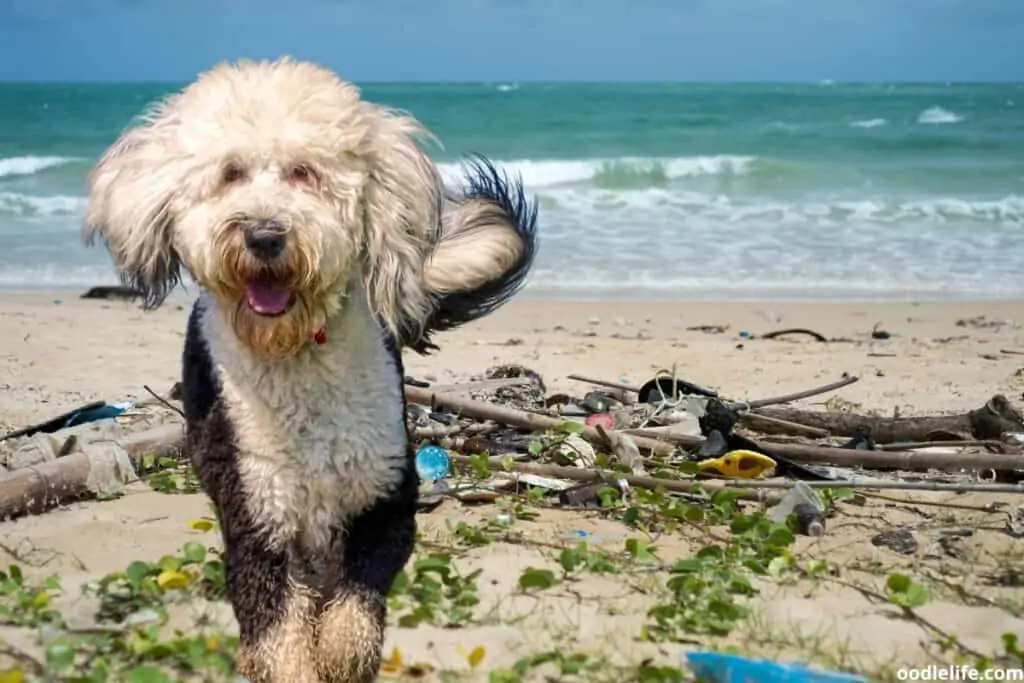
361, 108, 443, 340
84, 110, 183, 310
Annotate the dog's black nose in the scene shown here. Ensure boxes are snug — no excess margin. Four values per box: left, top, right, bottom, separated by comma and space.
243, 221, 286, 260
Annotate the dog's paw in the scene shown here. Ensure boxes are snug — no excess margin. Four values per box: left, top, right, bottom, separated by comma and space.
315, 591, 385, 683
236, 585, 321, 683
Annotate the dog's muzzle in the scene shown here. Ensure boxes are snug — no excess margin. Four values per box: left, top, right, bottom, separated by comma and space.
243, 219, 287, 262
238, 219, 296, 317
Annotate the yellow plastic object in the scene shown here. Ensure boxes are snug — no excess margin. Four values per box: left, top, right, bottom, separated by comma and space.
697, 449, 777, 479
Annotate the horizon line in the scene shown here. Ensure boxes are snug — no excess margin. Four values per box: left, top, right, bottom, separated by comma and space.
0, 78, 1021, 87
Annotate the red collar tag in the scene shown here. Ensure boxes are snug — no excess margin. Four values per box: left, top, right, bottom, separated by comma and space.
313, 329, 328, 345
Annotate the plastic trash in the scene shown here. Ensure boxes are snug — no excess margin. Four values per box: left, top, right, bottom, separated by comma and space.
698, 449, 777, 479
414, 444, 451, 482
770, 480, 826, 536
686, 652, 866, 682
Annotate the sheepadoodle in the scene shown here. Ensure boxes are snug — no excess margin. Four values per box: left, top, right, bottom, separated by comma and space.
84, 57, 538, 683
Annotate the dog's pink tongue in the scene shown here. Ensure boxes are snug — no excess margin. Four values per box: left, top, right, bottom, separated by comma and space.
246, 283, 292, 314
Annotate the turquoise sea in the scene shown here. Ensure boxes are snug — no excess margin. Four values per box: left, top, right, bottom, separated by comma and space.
1, 82, 1022, 300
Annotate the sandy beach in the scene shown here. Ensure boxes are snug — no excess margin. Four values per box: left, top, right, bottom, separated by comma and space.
2, 291, 1024, 680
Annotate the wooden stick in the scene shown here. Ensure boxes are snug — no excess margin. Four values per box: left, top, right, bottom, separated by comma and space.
404, 385, 677, 456
0, 424, 185, 520
628, 427, 1024, 472
753, 394, 1024, 443
737, 412, 830, 439
876, 439, 1008, 452
420, 377, 535, 395
569, 371, 858, 416
696, 479, 1024, 494
746, 375, 860, 409
449, 454, 784, 504
566, 374, 643, 394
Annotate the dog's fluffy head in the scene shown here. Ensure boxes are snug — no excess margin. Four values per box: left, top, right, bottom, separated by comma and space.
85, 57, 452, 359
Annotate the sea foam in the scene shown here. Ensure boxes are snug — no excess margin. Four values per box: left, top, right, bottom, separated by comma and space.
917, 106, 963, 125
0, 155, 77, 178
436, 155, 758, 189
850, 118, 887, 128
0, 192, 86, 218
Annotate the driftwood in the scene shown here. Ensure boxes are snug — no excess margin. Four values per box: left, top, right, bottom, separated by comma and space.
404, 386, 677, 456
410, 388, 1024, 472
449, 454, 785, 505
0, 425, 184, 519
567, 373, 857, 410
737, 412, 829, 439
623, 426, 1024, 472
705, 478, 1024, 494
80, 285, 144, 301
3, 379, 1022, 520
754, 395, 1024, 443
451, 455, 1024, 504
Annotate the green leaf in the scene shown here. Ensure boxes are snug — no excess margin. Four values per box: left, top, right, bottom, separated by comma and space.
902, 582, 930, 608
559, 548, 583, 573
413, 554, 451, 574
45, 642, 76, 670
127, 666, 172, 683
181, 541, 206, 564
518, 568, 557, 591
625, 538, 656, 562
671, 558, 704, 573
557, 421, 585, 435
886, 572, 930, 608
829, 487, 856, 501
885, 572, 912, 594
125, 561, 152, 589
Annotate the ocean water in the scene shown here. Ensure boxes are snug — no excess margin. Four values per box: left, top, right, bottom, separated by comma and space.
1, 82, 1023, 301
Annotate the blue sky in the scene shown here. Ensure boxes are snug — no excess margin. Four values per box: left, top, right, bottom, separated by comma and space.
1, 0, 1022, 82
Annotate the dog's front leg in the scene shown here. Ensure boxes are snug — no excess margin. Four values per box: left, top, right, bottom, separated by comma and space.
217, 505, 321, 683
314, 474, 418, 683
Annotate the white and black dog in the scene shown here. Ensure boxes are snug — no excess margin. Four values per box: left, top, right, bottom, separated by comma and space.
84, 57, 537, 683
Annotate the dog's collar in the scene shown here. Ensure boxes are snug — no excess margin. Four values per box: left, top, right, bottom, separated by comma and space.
313, 328, 328, 345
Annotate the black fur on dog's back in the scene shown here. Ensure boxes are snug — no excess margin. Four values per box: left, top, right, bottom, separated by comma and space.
406, 155, 539, 355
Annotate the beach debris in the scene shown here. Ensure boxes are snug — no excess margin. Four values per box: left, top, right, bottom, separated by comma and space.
697, 450, 777, 479
956, 315, 1016, 331
414, 444, 451, 482
584, 412, 617, 430
1007, 505, 1024, 538
759, 327, 829, 343
685, 651, 866, 683
558, 480, 629, 508
871, 322, 893, 340
638, 374, 718, 403
754, 394, 1024, 443
839, 427, 876, 451
80, 285, 145, 301
686, 324, 729, 334
552, 434, 597, 468
3, 357, 1024, 521
871, 527, 919, 555
0, 401, 131, 442
0, 424, 182, 520
770, 481, 826, 537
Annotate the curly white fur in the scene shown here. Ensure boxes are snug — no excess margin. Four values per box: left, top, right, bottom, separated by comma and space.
84, 56, 524, 359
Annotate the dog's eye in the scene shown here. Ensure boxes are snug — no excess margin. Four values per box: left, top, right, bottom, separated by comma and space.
288, 165, 316, 184
222, 165, 245, 184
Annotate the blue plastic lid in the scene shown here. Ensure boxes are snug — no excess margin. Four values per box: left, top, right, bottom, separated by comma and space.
415, 444, 451, 482
686, 652, 867, 683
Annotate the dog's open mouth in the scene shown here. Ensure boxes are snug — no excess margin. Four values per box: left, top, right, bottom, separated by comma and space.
244, 276, 296, 317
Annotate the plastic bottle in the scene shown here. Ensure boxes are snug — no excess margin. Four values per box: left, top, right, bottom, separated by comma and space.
770, 481, 826, 536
